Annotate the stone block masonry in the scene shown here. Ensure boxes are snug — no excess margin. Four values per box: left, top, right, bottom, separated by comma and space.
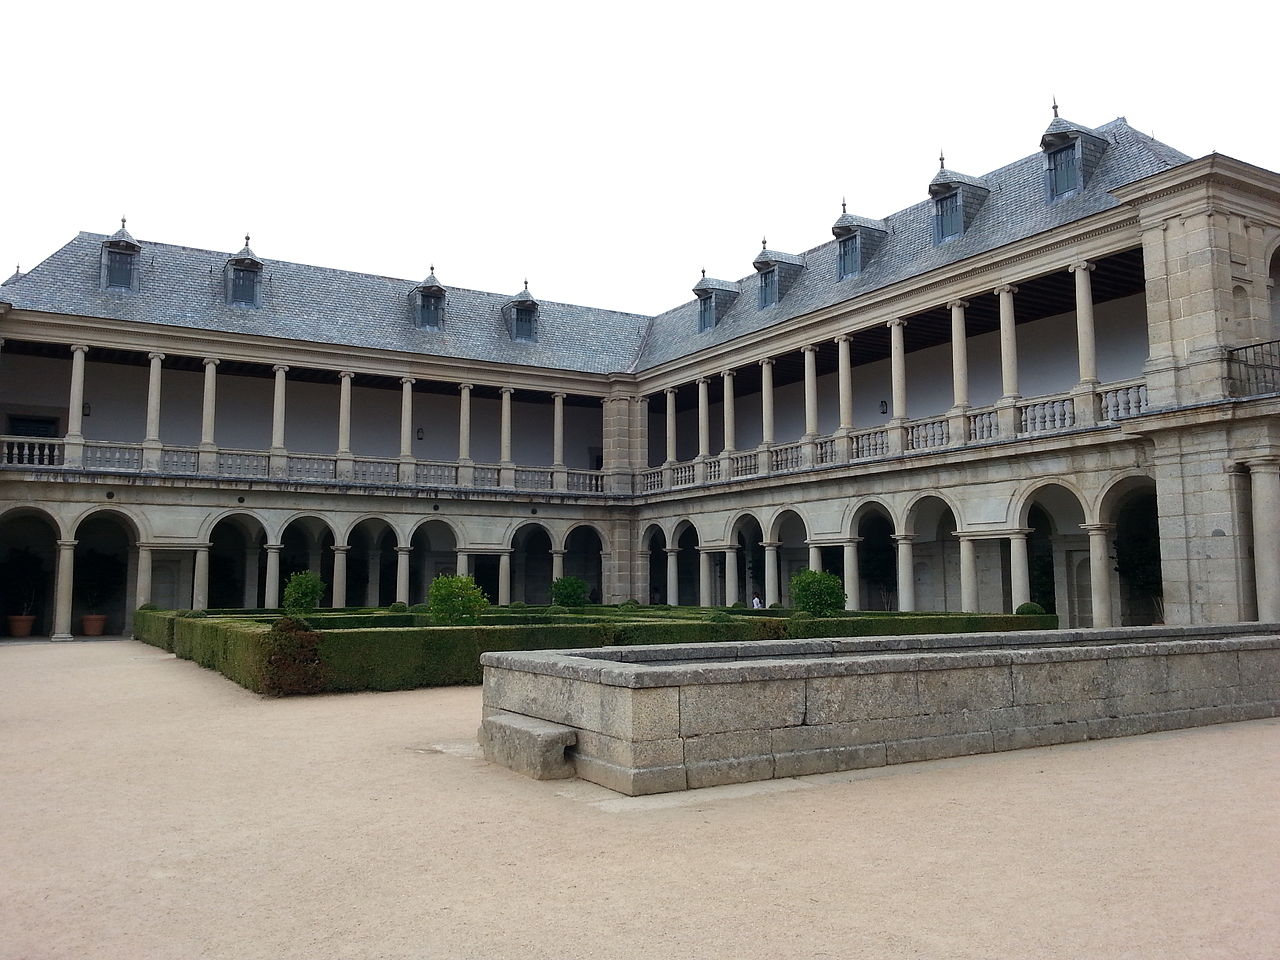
479, 624, 1280, 795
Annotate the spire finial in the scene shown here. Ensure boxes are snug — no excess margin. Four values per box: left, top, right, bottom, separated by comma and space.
1052, 95, 1059, 119
701, 267, 706, 278
841, 197, 847, 214
761, 236, 767, 251
939, 149, 945, 170
430, 263, 435, 275
523, 278, 528, 291
121, 215, 127, 230
245, 233, 251, 248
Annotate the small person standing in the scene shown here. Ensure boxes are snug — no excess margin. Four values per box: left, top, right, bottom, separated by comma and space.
751, 592, 764, 609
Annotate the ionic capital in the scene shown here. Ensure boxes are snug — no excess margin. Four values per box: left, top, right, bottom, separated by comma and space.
203, 357, 220, 368
994, 284, 1019, 296
1068, 260, 1095, 274
148, 352, 166, 362
947, 299, 970, 311
887, 318, 907, 330
272, 364, 289, 374
70, 344, 89, 354
401, 377, 416, 386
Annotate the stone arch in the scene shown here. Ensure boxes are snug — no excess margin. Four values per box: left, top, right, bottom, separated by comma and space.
641, 523, 667, 605
199, 507, 270, 543
408, 518, 459, 605
1099, 474, 1162, 626
845, 497, 899, 539
0, 505, 61, 637
768, 509, 810, 606
70, 505, 147, 544
728, 512, 767, 608
671, 519, 702, 606
903, 495, 962, 612
71, 509, 139, 635
510, 521, 555, 605
853, 501, 898, 612
563, 524, 605, 603
208, 512, 269, 609
561, 520, 611, 557
1016, 482, 1091, 626
902, 491, 964, 537
347, 516, 399, 607
1269, 245, 1280, 323
1233, 284, 1250, 321
1013, 479, 1091, 530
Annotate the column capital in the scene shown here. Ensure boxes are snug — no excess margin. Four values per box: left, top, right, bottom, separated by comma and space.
759, 357, 774, 368
500, 386, 515, 395
148, 351, 166, 361
721, 544, 739, 553
552, 391, 566, 400
1079, 523, 1114, 534
696, 376, 709, 385
834, 334, 851, 344
664, 546, 682, 555
394, 545, 412, 554
891, 534, 917, 544
887, 318, 906, 329
550, 548, 567, 557
759, 540, 781, 549
665, 385, 678, 396
338, 370, 355, 380
458, 382, 473, 392
801, 344, 818, 355
56, 539, 79, 548
400, 377, 416, 386
947, 299, 970, 310
191, 542, 213, 552
272, 364, 289, 374
994, 283, 1019, 296
721, 369, 734, 380
330, 544, 351, 554
203, 357, 220, 367
1068, 260, 1095, 274
264, 543, 284, 552
70, 344, 89, 354
1244, 457, 1280, 473
843, 537, 863, 545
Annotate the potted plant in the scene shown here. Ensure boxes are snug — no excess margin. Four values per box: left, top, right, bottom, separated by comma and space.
76, 548, 126, 636
1, 548, 45, 638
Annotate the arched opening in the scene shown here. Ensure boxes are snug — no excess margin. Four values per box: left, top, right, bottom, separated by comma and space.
280, 517, 335, 605
642, 525, 667, 605
209, 514, 267, 609
730, 514, 765, 608
73, 511, 136, 635
1270, 248, 1280, 323
410, 520, 458, 606
856, 508, 897, 611
770, 510, 808, 606
564, 526, 604, 603
512, 524, 553, 604
348, 518, 398, 607
906, 497, 961, 612
0, 509, 59, 637
1021, 484, 1089, 626
673, 521, 700, 606
1102, 478, 1163, 626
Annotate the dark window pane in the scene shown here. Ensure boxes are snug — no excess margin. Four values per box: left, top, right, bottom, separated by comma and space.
231, 267, 258, 305
759, 269, 777, 308
106, 250, 134, 289
1050, 144, 1078, 197
839, 235, 859, 278
514, 306, 534, 339
421, 294, 444, 327
698, 296, 715, 332
938, 193, 962, 240
8, 415, 59, 438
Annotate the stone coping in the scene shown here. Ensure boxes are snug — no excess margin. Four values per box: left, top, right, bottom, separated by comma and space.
478, 623, 1280, 689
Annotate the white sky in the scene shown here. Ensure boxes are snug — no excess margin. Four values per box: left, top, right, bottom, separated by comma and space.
5, 1, 1278, 318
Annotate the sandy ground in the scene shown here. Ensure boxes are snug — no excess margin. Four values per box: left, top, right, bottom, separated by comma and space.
1, 639, 1278, 960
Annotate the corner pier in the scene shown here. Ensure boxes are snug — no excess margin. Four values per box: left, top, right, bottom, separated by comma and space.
479, 624, 1280, 795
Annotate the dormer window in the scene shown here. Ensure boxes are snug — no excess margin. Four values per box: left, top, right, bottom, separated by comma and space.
758, 268, 778, 309
1047, 143, 1080, 200
106, 249, 136, 289
928, 167, 990, 246
409, 270, 447, 329
692, 273, 739, 331
513, 306, 535, 340
502, 282, 539, 342
838, 235, 860, 279
1040, 115, 1109, 203
936, 192, 962, 242
230, 266, 259, 305
698, 295, 716, 332
420, 293, 444, 328
831, 209, 887, 280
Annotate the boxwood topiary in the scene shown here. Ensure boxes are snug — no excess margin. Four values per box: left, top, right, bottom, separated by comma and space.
1015, 601, 1046, 615
388, 601, 409, 613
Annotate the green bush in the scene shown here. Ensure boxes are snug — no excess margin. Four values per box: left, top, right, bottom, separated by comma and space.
428, 574, 489, 625
790, 610, 813, 621
768, 601, 784, 609
550, 576, 588, 607
707, 611, 734, 623
1015, 601, 1046, 616
784, 613, 1059, 639
790, 569, 846, 617
408, 603, 429, 613
619, 598, 641, 611
261, 617, 328, 696
730, 601, 747, 609
137, 602, 159, 612
545, 605, 567, 616
388, 601, 409, 613
282, 570, 325, 617
507, 600, 527, 609
133, 608, 175, 650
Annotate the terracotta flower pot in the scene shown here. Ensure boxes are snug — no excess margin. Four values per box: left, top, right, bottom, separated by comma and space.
80, 614, 108, 637
6, 615, 36, 638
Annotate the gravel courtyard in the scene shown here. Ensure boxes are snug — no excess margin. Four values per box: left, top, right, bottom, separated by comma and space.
2, 638, 1277, 960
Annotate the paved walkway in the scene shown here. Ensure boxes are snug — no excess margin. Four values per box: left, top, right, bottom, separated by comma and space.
2, 639, 1278, 959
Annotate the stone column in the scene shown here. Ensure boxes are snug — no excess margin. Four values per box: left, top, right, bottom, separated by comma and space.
337, 371, 354, 479
551, 548, 565, 583
365, 549, 381, 605
948, 300, 970, 411
894, 534, 916, 612
1249, 461, 1280, 621
270, 365, 288, 477
198, 358, 219, 473
395, 546, 411, 605
1081, 523, 1114, 628
552, 392, 568, 491
887, 320, 907, 454
842, 539, 860, 611
958, 535, 978, 612
723, 546, 738, 607
499, 387, 515, 487
1070, 261, 1101, 426
64, 345, 88, 467
836, 336, 853, 432
456, 551, 469, 576
995, 285, 1020, 437
498, 551, 512, 606
135, 545, 153, 607
264, 544, 283, 608
52, 539, 77, 640
397, 378, 416, 483
243, 549, 260, 607
1009, 531, 1031, 611
721, 371, 736, 452
698, 549, 713, 607
762, 541, 780, 608
331, 545, 349, 608
662, 387, 678, 487
758, 359, 775, 474
192, 544, 210, 611
695, 378, 710, 484
665, 547, 680, 605
807, 543, 823, 572
143, 352, 165, 470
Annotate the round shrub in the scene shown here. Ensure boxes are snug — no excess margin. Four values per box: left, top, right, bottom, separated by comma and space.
408, 603, 429, 613
730, 601, 747, 609
619, 598, 641, 611
508, 600, 528, 609
545, 605, 567, 616
790, 610, 813, 621
707, 611, 734, 623
789, 569, 846, 617
388, 601, 409, 613
283, 570, 325, 618
768, 602, 784, 609
427, 574, 489, 625
136, 602, 159, 612
550, 576, 589, 608
1015, 601, 1046, 615
180, 609, 208, 619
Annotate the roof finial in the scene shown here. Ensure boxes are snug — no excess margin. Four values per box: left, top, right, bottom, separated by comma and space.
701, 267, 706, 278
761, 236, 767, 250
523, 278, 529, 291
841, 197, 847, 214
939, 148, 945, 170
245, 233, 251, 248
1052, 95, 1059, 119
121, 215, 127, 230
430, 263, 435, 275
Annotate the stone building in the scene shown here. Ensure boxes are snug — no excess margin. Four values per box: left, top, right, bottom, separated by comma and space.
2, 113, 1279, 639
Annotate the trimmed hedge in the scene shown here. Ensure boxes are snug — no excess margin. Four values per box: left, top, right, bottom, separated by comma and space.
787, 614, 1058, 638
172, 617, 274, 693
133, 609, 176, 650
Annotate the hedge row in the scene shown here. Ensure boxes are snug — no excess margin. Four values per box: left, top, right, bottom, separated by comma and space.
787, 614, 1059, 638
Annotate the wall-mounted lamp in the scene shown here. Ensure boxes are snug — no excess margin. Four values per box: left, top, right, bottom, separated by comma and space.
82, 402, 92, 417
879, 400, 888, 415
415, 427, 424, 440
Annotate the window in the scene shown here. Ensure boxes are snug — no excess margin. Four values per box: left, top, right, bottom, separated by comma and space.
1048, 143, 1079, 199
838, 235, 860, 279
8, 415, 59, 438
420, 293, 444, 328
230, 267, 259, 305
698, 295, 715, 332
936, 192, 962, 242
106, 250, 135, 289
513, 306, 535, 340
758, 268, 778, 309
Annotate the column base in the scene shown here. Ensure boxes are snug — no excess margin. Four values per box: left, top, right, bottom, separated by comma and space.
1071, 382, 1101, 427
499, 462, 515, 488
198, 446, 219, 474
457, 461, 475, 487
269, 448, 288, 478
885, 421, 907, 455
946, 409, 970, 447
995, 398, 1020, 438
398, 457, 416, 484
553, 465, 568, 491
142, 440, 163, 471
51, 633, 74, 642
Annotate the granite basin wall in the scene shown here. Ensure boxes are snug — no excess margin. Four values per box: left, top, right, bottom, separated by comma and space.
479, 627, 1280, 796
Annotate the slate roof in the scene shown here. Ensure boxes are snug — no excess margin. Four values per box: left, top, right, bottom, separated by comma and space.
1, 117, 1190, 376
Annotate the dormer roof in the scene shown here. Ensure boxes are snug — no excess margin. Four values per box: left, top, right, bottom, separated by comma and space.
1041, 116, 1108, 151
104, 219, 141, 252
929, 168, 990, 198
692, 274, 739, 297
506, 283, 538, 307
753, 248, 805, 271
831, 212, 887, 238
229, 235, 263, 268
3, 266, 21, 286
417, 270, 446, 295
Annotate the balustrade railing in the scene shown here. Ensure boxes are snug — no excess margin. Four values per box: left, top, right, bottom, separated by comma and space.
516, 467, 554, 490
1019, 396, 1074, 434
1227, 339, 1280, 397
770, 442, 804, 473
907, 418, 948, 450
83, 442, 143, 471
473, 465, 501, 486
415, 461, 458, 486
218, 449, 270, 477
287, 455, 337, 480
567, 470, 604, 493
731, 452, 758, 478
160, 446, 200, 473
641, 468, 664, 492
705, 459, 722, 482
1099, 380, 1148, 420
352, 457, 398, 483
852, 428, 888, 459
1, 436, 64, 467
815, 438, 837, 465
672, 463, 695, 486
968, 410, 998, 442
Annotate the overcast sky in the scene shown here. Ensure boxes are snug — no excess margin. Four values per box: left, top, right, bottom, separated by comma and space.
6, 1, 1278, 318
